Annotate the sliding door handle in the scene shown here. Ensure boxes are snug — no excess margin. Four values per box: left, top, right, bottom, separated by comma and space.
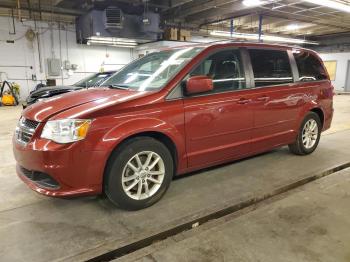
256, 96, 270, 102
237, 98, 251, 104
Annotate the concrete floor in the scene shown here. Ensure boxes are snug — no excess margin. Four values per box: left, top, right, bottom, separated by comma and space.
0, 95, 350, 261
122, 168, 350, 262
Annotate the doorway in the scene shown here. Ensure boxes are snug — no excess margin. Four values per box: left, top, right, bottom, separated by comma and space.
345, 61, 350, 92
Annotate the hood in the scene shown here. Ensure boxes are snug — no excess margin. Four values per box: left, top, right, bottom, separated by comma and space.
28, 85, 81, 100
23, 88, 148, 122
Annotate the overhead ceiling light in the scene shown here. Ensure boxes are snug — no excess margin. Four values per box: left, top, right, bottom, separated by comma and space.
86, 36, 139, 48
211, 21, 227, 25
87, 41, 138, 48
210, 30, 318, 45
211, 31, 257, 40
303, 0, 350, 13
286, 24, 299, 30
88, 36, 138, 44
242, 0, 267, 7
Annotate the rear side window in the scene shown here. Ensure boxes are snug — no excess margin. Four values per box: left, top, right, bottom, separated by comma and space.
293, 51, 328, 81
249, 49, 293, 87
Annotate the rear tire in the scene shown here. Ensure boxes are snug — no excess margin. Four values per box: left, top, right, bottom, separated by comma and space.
104, 137, 173, 210
289, 112, 321, 155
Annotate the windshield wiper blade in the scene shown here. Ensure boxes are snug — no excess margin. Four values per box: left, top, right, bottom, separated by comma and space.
107, 84, 129, 90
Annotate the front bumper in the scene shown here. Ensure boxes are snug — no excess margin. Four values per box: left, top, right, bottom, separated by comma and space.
13, 137, 107, 197
16, 165, 98, 197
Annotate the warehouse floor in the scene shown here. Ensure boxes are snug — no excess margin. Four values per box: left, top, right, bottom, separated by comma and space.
121, 168, 350, 262
1, 95, 350, 262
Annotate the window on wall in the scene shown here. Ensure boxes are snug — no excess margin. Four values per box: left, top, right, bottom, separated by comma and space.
323, 61, 336, 81
293, 51, 328, 82
249, 49, 293, 87
189, 49, 246, 93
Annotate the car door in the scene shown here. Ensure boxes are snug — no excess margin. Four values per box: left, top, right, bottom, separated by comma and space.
247, 48, 306, 152
183, 48, 254, 168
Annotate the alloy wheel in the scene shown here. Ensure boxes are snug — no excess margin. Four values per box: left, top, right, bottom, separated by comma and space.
121, 151, 165, 200
302, 119, 319, 149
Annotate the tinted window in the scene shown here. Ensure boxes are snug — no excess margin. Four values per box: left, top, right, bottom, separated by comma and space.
249, 49, 293, 87
293, 51, 328, 81
189, 49, 246, 93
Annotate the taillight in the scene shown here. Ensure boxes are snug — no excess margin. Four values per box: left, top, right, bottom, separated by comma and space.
322, 85, 334, 98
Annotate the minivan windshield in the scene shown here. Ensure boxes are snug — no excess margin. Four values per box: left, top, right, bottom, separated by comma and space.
74, 72, 115, 88
103, 47, 204, 91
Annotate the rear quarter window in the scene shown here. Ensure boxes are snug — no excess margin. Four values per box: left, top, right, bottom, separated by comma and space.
293, 51, 328, 82
249, 49, 293, 87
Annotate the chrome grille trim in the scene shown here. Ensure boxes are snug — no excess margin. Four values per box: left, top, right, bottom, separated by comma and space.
15, 117, 39, 146
23, 118, 39, 130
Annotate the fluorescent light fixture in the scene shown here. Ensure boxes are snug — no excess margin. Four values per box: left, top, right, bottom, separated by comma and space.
88, 36, 138, 44
211, 21, 227, 25
211, 31, 257, 40
303, 0, 350, 13
210, 30, 318, 45
86, 36, 138, 48
286, 24, 299, 30
87, 41, 138, 48
242, 0, 266, 7
87, 36, 138, 48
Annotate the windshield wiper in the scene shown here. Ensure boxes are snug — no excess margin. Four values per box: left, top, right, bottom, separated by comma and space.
107, 84, 130, 90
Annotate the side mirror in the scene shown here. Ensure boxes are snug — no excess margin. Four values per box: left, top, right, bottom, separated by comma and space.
186, 75, 213, 95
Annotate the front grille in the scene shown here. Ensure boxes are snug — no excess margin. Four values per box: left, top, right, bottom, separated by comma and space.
20, 166, 60, 190
23, 118, 39, 129
15, 117, 39, 146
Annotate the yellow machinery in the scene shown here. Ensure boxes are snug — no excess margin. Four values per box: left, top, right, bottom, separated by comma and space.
0, 81, 19, 106
1, 93, 16, 106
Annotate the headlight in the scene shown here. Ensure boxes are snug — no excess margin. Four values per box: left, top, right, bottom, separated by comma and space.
41, 119, 91, 144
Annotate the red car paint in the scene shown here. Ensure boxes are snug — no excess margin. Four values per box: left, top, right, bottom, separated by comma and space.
13, 42, 334, 197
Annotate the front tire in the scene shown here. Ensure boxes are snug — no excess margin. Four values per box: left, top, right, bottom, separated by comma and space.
104, 137, 174, 210
289, 112, 321, 155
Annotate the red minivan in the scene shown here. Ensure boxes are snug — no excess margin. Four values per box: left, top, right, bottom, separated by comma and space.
13, 42, 333, 210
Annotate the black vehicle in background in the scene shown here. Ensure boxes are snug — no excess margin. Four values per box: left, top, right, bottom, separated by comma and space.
23, 71, 116, 109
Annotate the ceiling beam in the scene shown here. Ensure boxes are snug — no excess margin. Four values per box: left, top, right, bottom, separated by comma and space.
259, 6, 350, 30
153, 0, 193, 9
0, 7, 76, 23
163, 0, 350, 37
0, 0, 84, 16
195, 4, 350, 31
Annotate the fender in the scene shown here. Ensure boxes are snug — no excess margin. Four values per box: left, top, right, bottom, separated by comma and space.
92, 117, 187, 172
295, 96, 325, 131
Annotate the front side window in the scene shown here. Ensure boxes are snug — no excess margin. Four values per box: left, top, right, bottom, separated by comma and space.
249, 49, 293, 87
189, 49, 246, 93
293, 51, 328, 82
103, 47, 203, 91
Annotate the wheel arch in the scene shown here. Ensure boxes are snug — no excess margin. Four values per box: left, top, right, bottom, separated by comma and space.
122, 131, 178, 169
102, 130, 180, 193
310, 107, 325, 128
